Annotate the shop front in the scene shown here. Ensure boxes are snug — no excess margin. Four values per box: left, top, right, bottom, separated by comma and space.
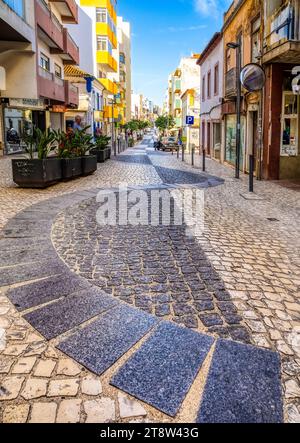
263, 64, 300, 180
1, 98, 45, 155
224, 113, 245, 170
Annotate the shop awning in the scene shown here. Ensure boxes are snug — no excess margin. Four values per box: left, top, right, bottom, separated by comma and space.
64, 65, 94, 79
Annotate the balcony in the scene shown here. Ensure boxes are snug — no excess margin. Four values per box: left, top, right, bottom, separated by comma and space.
225, 68, 237, 97
104, 105, 119, 120
96, 23, 117, 49
36, 0, 64, 52
65, 80, 78, 107
61, 28, 79, 65
174, 80, 181, 93
99, 78, 117, 94
38, 66, 65, 102
96, 51, 117, 72
48, 0, 78, 24
263, 1, 300, 63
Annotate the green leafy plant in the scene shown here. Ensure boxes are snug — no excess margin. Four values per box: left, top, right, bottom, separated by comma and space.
54, 126, 94, 158
155, 115, 175, 134
22, 128, 56, 160
94, 135, 111, 151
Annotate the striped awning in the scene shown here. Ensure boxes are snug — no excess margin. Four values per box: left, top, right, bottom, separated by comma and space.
64, 65, 94, 79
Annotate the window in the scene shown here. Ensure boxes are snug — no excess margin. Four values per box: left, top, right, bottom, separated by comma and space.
96, 8, 107, 23
97, 36, 108, 51
120, 53, 125, 64
207, 71, 211, 99
226, 48, 231, 72
202, 76, 205, 102
214, 63, 219, 95
54, 64, 62, 78
40, 53, 50, 71
251, 16, 261, 62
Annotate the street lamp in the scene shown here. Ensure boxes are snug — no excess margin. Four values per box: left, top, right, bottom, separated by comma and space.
227, 40, 242, 179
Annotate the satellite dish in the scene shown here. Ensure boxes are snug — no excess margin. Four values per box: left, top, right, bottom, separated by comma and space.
240, 63, 266, 92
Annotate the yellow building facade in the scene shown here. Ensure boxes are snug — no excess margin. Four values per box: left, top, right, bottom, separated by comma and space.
80, 0, 118, 132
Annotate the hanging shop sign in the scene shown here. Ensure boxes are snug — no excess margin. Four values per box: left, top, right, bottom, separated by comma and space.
51, 105, 67, 113
292, 66, 300, 95
240, 64, 266, 92
9, 98, 45, 110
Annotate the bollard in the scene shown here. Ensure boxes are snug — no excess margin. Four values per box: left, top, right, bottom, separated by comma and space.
182, 145, 185, 162
177, 146, 179, 159
202, 148, 206, 172
192, 147, 195, 166
249, 154, 254, 193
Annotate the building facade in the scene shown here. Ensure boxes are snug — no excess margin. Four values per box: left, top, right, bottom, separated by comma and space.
222, 0, 262, 175
0, 0, 80, 154
197, 32, 224, 160
262, 0, 300, 180
181, 88, 200, 152
166, 54, 200, 139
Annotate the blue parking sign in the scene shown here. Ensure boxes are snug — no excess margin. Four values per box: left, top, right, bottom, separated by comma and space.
186, 116, 194, 125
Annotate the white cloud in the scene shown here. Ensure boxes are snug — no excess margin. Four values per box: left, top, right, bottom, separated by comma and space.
194, 0, 231, 17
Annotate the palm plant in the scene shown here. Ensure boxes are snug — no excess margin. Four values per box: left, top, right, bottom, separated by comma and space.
22, 128, 56, 160
94, 135, 111, 151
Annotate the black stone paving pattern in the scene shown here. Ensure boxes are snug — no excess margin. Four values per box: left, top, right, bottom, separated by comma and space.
0, 259, 68, 287
111, 321, 214, 416
197, 339, 283, 423
57, 304, 158, 375
7, 274, 92, 311
24, 287, 118, 339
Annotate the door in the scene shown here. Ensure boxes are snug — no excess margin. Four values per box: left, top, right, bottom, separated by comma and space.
207, 122, 211, 155
281, 92, 299, 156
252, 111, 258, 175
32, 111, 46, 132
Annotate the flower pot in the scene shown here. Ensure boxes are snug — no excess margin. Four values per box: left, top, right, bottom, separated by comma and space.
106, 147, 111, 160
82, 155, 97, 176
61, 158, 83, 180
12, 158, 62, 188
91, 149, 106, 163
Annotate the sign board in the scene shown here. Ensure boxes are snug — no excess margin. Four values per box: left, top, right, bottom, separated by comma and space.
9, 98, 45, 110
0, 67, 6, 90
292, 66, 300, 95
186, 116, 194, 125
240, 64, 266, 92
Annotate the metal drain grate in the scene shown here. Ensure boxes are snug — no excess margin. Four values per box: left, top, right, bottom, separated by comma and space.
267, 218, 279, 222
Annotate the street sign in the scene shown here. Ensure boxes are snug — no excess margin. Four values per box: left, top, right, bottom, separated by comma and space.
186, 116, 194, 125
240, 64, 266, 92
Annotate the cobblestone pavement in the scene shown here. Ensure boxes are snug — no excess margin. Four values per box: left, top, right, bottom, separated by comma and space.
0, 139, 300, 422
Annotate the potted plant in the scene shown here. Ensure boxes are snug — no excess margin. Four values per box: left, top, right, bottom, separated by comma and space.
55, 129, 83, 180
91, 135, 111, 163
74, 128, 97, 176
12, 128, 61, 188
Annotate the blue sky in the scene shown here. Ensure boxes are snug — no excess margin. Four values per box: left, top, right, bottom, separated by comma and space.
118, 0, 231, 107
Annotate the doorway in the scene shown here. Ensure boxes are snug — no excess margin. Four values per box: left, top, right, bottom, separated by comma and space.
207, 122, 211, 155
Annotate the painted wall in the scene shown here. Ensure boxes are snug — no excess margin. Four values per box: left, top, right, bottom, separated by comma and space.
200, 37, 223, 120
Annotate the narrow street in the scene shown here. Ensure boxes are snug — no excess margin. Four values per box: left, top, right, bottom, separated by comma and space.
0, 137, 300, 423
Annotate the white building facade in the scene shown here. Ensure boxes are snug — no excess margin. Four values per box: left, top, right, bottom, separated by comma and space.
198, 32, 224, 161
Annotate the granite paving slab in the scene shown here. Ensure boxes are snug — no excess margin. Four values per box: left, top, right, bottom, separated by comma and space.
57, 304, 158, 375
24, 287, 117, 339
0, 259, 66, 287
7, 274, 91, 311
111, 321, 215, 416
0, 247, 57, 268
197, 339, 283, 423
0, 238, 52, 253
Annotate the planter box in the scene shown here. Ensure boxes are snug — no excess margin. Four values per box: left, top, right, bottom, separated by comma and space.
91, 149, 106, 163
106, 147, 111, 160
12, 158, 62, 188
61, 158, 82, 180
82, 155, 97, 176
